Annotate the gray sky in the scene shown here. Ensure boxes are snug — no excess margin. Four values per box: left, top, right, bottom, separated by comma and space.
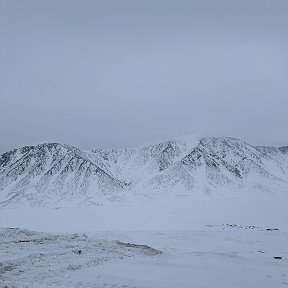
0, 0, 288, 153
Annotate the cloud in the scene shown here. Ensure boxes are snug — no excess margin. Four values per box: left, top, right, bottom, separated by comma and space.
0, 0, 287, 153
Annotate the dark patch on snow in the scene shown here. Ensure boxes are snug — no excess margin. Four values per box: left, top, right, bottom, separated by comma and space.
116, 241, 162, 255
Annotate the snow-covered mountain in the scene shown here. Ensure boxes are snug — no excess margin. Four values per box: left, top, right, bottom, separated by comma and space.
0, 143, 124, 206
0, 137, 288, 206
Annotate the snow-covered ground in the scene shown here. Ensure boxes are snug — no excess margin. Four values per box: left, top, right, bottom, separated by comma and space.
0, 193, 287, 287
75, 229, 288, 288
0, 227, 287, 288
0, 228, 161, 288
0, 192, 287, 232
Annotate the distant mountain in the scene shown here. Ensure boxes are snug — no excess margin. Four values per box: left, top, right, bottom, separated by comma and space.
1, 137, 288, 206
0, 143, 124, 206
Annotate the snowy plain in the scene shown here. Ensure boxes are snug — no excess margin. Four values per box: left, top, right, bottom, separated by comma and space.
0, 192, 287, 288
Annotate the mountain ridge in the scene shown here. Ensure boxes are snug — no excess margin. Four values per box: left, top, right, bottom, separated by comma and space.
0, 136, 287, 206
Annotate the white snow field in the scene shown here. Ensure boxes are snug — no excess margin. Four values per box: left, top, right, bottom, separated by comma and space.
0, 193, 287, 288
2, 227, 287, 288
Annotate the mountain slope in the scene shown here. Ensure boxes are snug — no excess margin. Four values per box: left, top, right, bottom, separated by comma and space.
147, 137, 288, 194
0, 143, 124, 206
0, 137, 287, 206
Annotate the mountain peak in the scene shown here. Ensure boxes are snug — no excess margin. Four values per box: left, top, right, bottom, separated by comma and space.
1, 135, 288, 207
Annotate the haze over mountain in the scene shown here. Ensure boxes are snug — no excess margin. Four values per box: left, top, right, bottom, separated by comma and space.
1, 135, 287, 207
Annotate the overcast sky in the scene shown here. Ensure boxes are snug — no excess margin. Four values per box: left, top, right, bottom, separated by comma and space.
0, 0, 288, 153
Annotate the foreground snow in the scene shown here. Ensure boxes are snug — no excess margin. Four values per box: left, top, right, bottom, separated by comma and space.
0, 227, 287, 288
0, 194, 287, 287
0, 228, 161, 288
